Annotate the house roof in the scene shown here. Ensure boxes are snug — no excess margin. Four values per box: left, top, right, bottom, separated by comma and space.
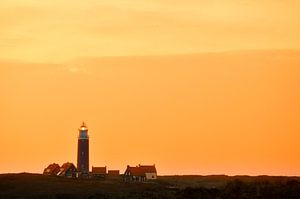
92, 166, 107, 174
108, 170, 120, 176
139, 165, 157, 173
126, 166, 144, 176
58, 162, 76, 175
107, 170, 120, 175
125, 165, 157, 176
61, 162, 75, 170
43, 163, 60, 174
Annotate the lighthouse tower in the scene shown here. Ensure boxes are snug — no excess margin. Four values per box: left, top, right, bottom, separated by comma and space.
77, 122, 89, 176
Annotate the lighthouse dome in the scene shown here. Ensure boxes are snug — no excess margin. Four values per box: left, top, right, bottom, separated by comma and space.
79, 122, 88, 131
78, 122, 89, 139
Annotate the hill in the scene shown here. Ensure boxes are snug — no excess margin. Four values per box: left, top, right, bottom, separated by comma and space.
1, 173, 300, 199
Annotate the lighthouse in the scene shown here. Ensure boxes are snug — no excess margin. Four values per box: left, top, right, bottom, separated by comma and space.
77, 122, 89, 176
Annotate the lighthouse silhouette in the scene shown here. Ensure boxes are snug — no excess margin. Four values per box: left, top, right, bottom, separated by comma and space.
77, 122, 89, 176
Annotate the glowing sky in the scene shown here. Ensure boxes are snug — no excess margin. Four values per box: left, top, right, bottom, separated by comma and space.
1, 0, 300, 62
0, 0, 300, 175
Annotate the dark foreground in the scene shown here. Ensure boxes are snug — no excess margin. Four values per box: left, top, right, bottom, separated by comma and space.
1, 173, 300, 199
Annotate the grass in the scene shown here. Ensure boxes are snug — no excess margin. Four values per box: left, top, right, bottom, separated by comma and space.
0, 173, 300, 199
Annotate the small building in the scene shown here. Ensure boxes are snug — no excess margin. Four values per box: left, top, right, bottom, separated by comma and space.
91, 166, 107, 178
139, 165, 157, 180
107, 170, 120, 178
124, 166, 143, 181
57, 162, 77, 178
124, 164, 157, 182
43, 163, 60, 175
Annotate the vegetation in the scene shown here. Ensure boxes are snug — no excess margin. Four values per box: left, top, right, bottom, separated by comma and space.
0, 173, 300, 199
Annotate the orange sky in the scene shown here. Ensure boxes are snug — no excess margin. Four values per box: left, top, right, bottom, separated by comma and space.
0, 0, 300, 175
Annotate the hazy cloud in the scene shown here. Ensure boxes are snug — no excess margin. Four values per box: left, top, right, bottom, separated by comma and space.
0, 0, 299, 63
63, 66, 89, 75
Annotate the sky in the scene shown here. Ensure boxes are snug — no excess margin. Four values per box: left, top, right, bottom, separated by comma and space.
1, 0, 300, 62
0, 0, 300, 175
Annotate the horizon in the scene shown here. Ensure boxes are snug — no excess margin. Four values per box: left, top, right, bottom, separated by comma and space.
1, 0, 300, 176
3, 172, 300, 178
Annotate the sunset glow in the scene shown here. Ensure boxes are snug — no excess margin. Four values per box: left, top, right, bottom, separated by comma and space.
0, 0, 300, 176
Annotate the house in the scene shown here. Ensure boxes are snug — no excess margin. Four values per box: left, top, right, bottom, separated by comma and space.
139, 165, 157, 180
124, 166, 143, 181
124, 164, 157, 182
57, 162, 77, 178
107, 170, 120, 178
91, 166, 107, 178
43, 163, 60, 175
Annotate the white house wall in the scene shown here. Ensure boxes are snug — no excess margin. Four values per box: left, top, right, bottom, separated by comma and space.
145, 173, 157, 180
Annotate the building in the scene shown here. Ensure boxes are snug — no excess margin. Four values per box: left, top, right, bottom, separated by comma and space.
42, 122, 159, 181
57, 162, 77, 178
108, 170, 120, 177
77, 122, 89, 176
91, 166, 107, 178
124, 164, 157, 182
124, 166, 143, 181
139, 165, 157, 180
43, 163, 60, 175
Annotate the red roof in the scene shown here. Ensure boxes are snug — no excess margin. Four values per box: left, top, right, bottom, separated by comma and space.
61, 162, 75, 170
92, 166, 107, 174
58, 162, 77, 176
125, 165, 157, 176
126, 166, 143, 176
108, 170, 120, 176
43, 163, 60, 175
140, 165, 157, 173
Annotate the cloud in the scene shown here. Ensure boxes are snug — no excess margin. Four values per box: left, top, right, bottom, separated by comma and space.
63, 66, 89, 75
1, 0, 300, 63
68, 67, 80, 73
